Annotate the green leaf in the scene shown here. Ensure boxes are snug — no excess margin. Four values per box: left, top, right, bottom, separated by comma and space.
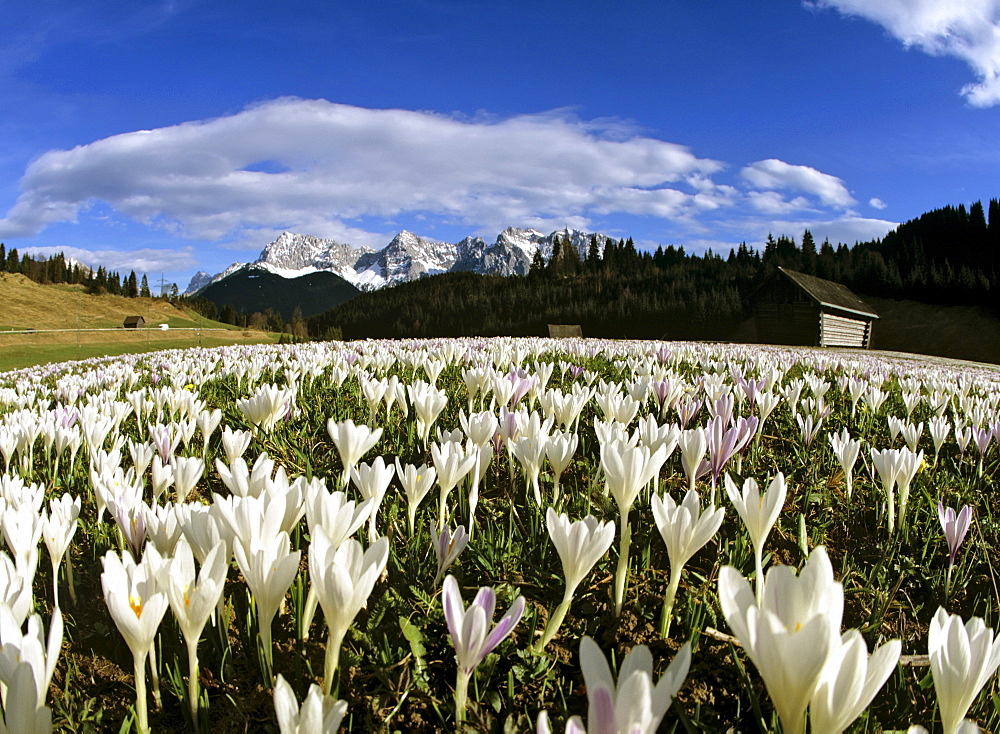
399, 615, 430, 691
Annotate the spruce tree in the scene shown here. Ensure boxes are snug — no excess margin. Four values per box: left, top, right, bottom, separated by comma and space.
587, 235, 601, 270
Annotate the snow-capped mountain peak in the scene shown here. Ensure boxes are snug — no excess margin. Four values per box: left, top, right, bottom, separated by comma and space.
184, 226, 610, 295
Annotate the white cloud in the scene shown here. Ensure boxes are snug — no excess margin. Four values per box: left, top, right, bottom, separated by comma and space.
19, 245, 196, 275
741, 159, 856, 208
755, 216, 897, 245
0, 98, 724, 242
810, 0, 1000, 106
747, 190, 814, 215
869, 197, 888, 210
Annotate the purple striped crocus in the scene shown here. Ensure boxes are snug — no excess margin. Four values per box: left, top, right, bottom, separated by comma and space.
938, 501, 972, 605
938, 502, 972, 567
442, 574, 525, 724
703, 415, 759, 502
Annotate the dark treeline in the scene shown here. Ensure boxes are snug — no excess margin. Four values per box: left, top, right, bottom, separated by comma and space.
0, 243, 166, 299
309, 237, 749, 340
0, 245, 90, 287
183, 298, 313, 340
307, 198, 1000, 340
12, 195, 996, 340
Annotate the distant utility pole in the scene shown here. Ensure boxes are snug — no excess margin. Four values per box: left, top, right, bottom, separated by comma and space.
157, 274, 169, 297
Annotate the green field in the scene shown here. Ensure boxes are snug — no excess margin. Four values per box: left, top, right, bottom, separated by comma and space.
0, 273, 280, 372
0, 328, 278, 373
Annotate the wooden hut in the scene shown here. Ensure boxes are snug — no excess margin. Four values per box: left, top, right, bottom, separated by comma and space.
123, 315, 145, 329
548, 324, 583, 338
752, 267, 878, 348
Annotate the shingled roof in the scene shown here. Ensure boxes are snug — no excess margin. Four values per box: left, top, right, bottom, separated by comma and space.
777, 267, 879, 320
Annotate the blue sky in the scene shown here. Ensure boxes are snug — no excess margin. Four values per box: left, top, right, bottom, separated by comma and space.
2, 1, 999, 291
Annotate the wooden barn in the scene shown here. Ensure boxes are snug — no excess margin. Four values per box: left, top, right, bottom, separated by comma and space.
752, 267, 878, 348
548, 324, 583, 338
123, 315, 145, 329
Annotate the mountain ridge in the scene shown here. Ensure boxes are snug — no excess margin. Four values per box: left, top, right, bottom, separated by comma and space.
185, 227, 611, 294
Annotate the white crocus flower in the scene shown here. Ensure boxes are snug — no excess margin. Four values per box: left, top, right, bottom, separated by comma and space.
544, 431, 578, 505
41, 494, 80, 607
220, 425, 253, 465
171, 455, 205, 503
928, 607, 1000, 734
233, 531, 301, 677
724, 472, 786, 602
0, 604, 62, 710
195, 407, 222, 452
301, 478, 373, 548
101, 551, 169, 734
308, 528, 389, 695
718, 546, 843, 734
273, 673, 347, 734
149, 455, 174, 503
326, 419, 382, 488
870, 447, 901, 534
298, 479, 373, 641
0, 553, 32, 628
143, 501, 184, 557
431, 441, 476, 531
678, 427, 708, 492
237, 383, 294, 434
458, 410, 497, 532
651, 488, 724, 638
348, 456, 395, 540
828, 429, 860, 499
165, 538, 228, 725
0, 661, 52, 734
215, 452, 274, 499
871, 447, 923, 536
511, 433, 548, 506
535, 509, 615, 651
177, 502, 234, 568
602, 441, 668, 617
394, 459, 436, 536
579, 635, 691, 734
407, 381, 448, 447
809, 629, 901, 734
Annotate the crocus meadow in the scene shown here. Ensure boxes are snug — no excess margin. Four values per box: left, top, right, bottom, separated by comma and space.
0, 337, 998, 732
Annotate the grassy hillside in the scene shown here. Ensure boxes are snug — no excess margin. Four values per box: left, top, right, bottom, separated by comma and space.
0, 273, 276, 372
861, 294, 1000, 365
0, 272, 213, 330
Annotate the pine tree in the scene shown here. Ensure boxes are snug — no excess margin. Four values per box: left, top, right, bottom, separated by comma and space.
529, 249, 545, 276
548, 237, 562, 273
140, 274, 151, 298
587, 235, 601, 270
801, 230, 817, 274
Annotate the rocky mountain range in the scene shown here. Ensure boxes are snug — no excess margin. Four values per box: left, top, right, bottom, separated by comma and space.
185, 227, 610, 295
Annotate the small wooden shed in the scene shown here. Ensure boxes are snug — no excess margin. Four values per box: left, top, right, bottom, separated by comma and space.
548, 324, 583, 338
123, 315, 145, 329
752, 267, 878, 348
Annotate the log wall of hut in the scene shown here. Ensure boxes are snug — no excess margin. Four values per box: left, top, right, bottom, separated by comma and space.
753, 277, 821, 346
820, 312, 870, 348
